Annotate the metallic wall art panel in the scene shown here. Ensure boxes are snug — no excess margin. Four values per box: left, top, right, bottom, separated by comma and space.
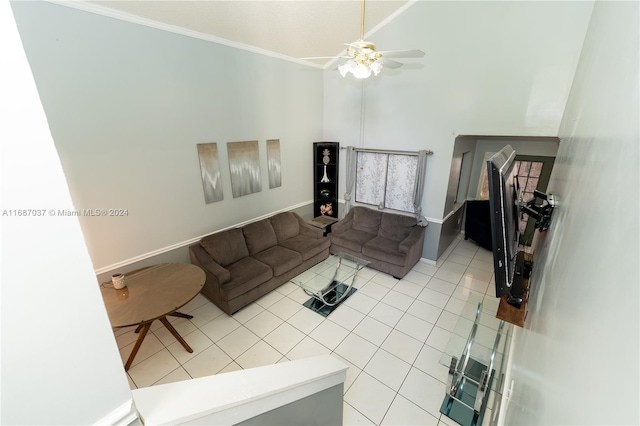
227, 140, 262, 198
196, 143, 224, 204
267, 139, 282, 189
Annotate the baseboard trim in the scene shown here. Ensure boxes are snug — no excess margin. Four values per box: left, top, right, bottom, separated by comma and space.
442, 202, 466, 224
419, 257, 437, 266
94, 201, 312, 275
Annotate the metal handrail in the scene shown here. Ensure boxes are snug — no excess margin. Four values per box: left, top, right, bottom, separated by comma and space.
473, 319, 505, 412
485, 320, 505, 390
450, 303, 482, 394
458, 303, 483, 374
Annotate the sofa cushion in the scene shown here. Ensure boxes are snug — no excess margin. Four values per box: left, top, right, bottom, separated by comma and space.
242, 219, 278, 255
252, 246, 302, 277
279, 235, 331, 260
223, 257, 273, 300
378, 212, 417, 242
363, 236, 407, 266
200, 228, 249, 267
270, 212, 300, 242
352, 207, 383, 234
329, 228, 377, 253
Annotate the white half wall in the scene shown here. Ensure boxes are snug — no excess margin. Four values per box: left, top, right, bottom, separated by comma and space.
1, 2, 134, 424
11, 0, 324, 271
501, 1, 639, 424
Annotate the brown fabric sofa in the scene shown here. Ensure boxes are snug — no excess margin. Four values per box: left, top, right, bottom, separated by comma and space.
329, 206, 425, 279
189, 212, 330, 314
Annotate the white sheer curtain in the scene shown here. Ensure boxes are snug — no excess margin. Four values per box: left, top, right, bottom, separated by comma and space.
355, 151, 386, 209
343, 146, 357, 216
350, 148, 431, 223
385, 154, 418, 212
413, 150, 429, 226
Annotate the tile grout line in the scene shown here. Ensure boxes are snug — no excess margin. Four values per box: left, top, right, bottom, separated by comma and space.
120, 235, 499, 425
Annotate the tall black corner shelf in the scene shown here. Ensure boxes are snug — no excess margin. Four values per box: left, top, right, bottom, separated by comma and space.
313, 141, 339, 219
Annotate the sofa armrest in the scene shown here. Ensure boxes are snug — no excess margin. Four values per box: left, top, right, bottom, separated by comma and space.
331, 208, 355, 235
294, 214, 324, 239
189, 244, 231, 285
331, 218, 351, 235
399, 226, 426, 255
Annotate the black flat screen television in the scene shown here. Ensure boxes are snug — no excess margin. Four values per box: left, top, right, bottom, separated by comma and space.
486, 145, 525, 305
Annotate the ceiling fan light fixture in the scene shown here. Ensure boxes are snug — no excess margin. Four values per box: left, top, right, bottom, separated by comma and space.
339, 54, 383, 79
370, 60, 382, 76
306, 0, 423, 77
353, 62, 373, 79
338, 61, 354, 77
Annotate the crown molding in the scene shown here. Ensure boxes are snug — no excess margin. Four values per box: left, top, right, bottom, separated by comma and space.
44, 0, 323, 69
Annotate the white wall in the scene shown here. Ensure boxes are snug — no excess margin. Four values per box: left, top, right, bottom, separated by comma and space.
1, 2, 134, 423
11, 1, 324, 272
324, 1, 592, 222
502, 1, 639, 424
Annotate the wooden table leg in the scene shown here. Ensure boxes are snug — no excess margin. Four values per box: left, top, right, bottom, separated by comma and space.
124, 322, 152, 371
169, 311, 193, 320
160, 317, 193, 353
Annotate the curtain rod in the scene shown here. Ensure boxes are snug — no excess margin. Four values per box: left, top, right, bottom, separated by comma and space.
340, 147, 434, 156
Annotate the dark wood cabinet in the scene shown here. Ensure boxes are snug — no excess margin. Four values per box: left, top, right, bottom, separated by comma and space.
313, 142, 339, 218
464, 200, 492, 251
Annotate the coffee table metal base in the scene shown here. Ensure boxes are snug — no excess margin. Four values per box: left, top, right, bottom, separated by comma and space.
302, 282, 357, 317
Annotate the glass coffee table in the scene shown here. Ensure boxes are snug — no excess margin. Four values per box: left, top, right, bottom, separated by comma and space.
291, 253, 369, 317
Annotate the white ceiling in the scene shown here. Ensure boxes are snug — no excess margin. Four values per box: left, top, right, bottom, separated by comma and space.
81, 0, 412, 66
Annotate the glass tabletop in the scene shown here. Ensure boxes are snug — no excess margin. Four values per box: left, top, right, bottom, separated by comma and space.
290, 253, 369, 305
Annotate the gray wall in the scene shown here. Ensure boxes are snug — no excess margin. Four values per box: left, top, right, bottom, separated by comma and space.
437, 206, 465, 259
235, 384, 343, 426
444, 135, 477, 216
503, 1, 639, 424
12, 1, 324, 273
324, 1, 592, 261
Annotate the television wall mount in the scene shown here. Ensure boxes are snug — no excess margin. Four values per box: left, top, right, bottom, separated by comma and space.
521, 190, 555, 231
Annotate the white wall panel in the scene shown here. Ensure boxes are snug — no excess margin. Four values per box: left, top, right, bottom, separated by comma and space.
502, 1, 639, 424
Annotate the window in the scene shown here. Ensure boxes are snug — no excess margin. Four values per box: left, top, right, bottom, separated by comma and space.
355, 151, 418, 213
514, 160, 543, 235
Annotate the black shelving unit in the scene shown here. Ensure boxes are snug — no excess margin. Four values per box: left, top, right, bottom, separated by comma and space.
313, 142, 339, 219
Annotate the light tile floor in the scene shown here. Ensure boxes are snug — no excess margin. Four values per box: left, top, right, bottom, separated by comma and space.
115, 235, 507, 425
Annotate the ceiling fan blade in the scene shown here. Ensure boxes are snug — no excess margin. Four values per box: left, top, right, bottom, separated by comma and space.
379, 58, 403, 69
377, 49, 425, 58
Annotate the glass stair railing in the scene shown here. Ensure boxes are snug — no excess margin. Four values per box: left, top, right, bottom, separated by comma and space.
440, 303, 506, 426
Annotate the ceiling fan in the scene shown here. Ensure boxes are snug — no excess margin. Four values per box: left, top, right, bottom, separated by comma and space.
302, 0, 424, 78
